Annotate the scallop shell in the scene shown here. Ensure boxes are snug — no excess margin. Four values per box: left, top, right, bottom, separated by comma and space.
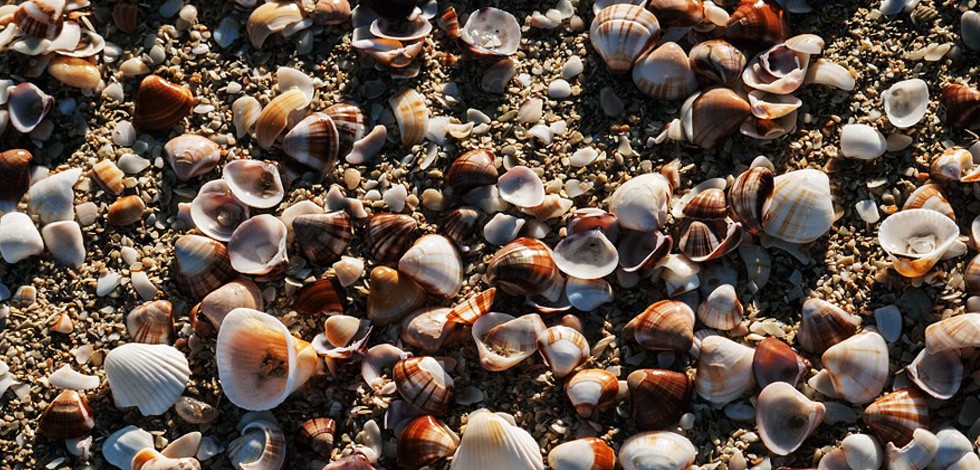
164, 134, 221, 181
38, 390, 95, 440
227, 413, 287, 469
445, 149, 498, 195
190, 185, 250, 242
565, 368, 621, 417
254, 88, 307, 149
548, 438, 615, 470
8, 82, 54, 133
632, 41, 697, 100
394, 356, 454, 415
398, 415, 460, 468
367, 266, 426, 325
883, 79, 929, 128
688, 39, 745, 87
589, 4, 661, 74
228, 214, 289, 275
104, 343, 190, 416
293, 211, 353, 266
390, 87, 429, 146
742, 44, 808, 95
797, 298, 860, 354
133, 75, 194, 132
608, 173, 672, 232
924, 313, 980, 354
472, 312, 546, 371
756, 382, 826, 455
940, 84, 980, 129
485, 238, 562, 301
398, 234, 463, 298
762, 169, 834, 244
624, 299, 695, 352
753, 337, 808, 388
223, 159, 285, 209
126, 300, 174, 345
0, 212, 44, 264
367, 213, 417, 264
536, 325, 589, 378
878, 209, 960, 278
449, 409, 544, 470
14, 0, 65, 39
197, 279, 264, 330
822, 331, 889, 404
282, 112, 340, 176
627, 369, 692, 431
681, 88, 753, 149
173, 234, 236, 300
906, 348, 962, 400
694, 335, 755, 405
862, 388, 929, 447
618, 432, 696, 470
725, 0, 788, 47
459, 7, 521, 56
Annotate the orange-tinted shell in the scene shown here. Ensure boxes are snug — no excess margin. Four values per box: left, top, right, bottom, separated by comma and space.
444, 149, 497, 195
484, 238, 561, 299
293, 277, 345, 316
725, 0, 789, 47
623, 300, 695, 352
107, 195, 146, 226
38, 390, 95, 439
627, 369, 692, 430
133, 75, 195, 132
941, 84, 980, 129
173, 234, 237, 300
862, 388, 929, 447
397, 415, 460, 468
752, 337, 809, 388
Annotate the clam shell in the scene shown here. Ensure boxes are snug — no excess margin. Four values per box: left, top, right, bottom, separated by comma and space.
627, 369, 692, 430
47, 56, 101, 89
459, 7, 521, 56
446, 288, 496, 326
223, 159, 285, 209
742, 44, 807, 95
878, 209, 960, 278
394, 356, 454, 415
104, 343, 190, 415
728, 166, 774, 235
694, 335, 755, 405
903, 183, 955, 220
228, 214, 289, 275
632, 41, 697, 100
725, 0, 788, 46
822, 331, 889, 404
133, 75, 194, 132
565, 277, 614, 312
618, 431, 696, 470
552, 228, 619, 280
282, 112, 340, 176
863, 388, 929, 447
14, 0, 65, 39
565, 368, 621, 417
931, 427, 975, 469
390, 87, 429, 146
548, 438, 615, 470
473, 313, 546, 371
688, 39, 745, 86
445, 149, 498, 196
400, 307, 456, 354
655, 253, 701, 296
683, 187, 728, 220
449, 409, 544, 470
682, 88, 752, 149
112, 2, 138, 33
368, 266, 426, 325
107, 195, 146, 226
103, 425, 155, 470
164, 134, 221, 181
678, 219, 744, 262
748, 90, 802, 119
126, 300, 174, 345
38, 390, 95, 440
485, 238, 562, 300
840, 123, 887, 160
173, 234, 236, 300
762, 169, 834, 244
292, 277, 345, 316
497, 165, 545, 208
232, 96, 262, 138
190, 186, 249, 242
131, 449, 201, 470
883, 79, 929, 128
313, 0, 351, 24
366, 213, 417, 264
0, 212, 44, 263
254, 88, 308, 149
293, 211, 353, 266
8, 82, 54, 133
228, 413, 287, 469
398, 234, 463, 298
536, 325, 589, 378
617, 230, 672, 272
756, 382, 825, 455
940, 84, 980, 129
623, 299, 695, 352
797, 298, 860, 354
246, 0, 304, 48
697, 284, 743, 330
398, 415, 460, 468
28, 167, 81, 224
441, 206, 481, 246
299, 417, 336, 455
324, 102, 368, 159
0, 149, 32, 203
589, 4, 661, 74
886, 428, 938, 470
216, 309, 318, 410
197, 279, 264, 330
924, 313, 980, 354
753, 337, 808, 388
805, 59, 856, 91
906, 348, 962, 400
608, 173, 672, 232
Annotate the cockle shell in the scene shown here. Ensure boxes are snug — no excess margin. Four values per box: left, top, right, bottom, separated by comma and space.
821, 331, 889, 404
164, 134, 221, 181
680, 88, 753, 149
217, 309, 317, 410
548, 438, 615, 470
292, 277, 345, 316
688, 39, 745, 86
618, 432, 696, 470
449, 409, 544, 470
398, 415, 460, 468
608, 173, 671, 232
924, 313, 980, 354
627, 369, 692, 430
390, 87, 429, 146
104, 343, 190, 415
444, 149, 497, 196
903, 183, 955, 220
232, 96, 262, 138
565, 368, 621, 417
678, 219, 744, 262
697, 284, 743, 330
254, 88, 307, 149
632, 41, 697, 100
398, 234, 463, 298
282, 112, 340, 177
589, 4, 661, 74
367, 266, 426, 325
883, 79, 929, 128
222, 159, 285, 209
694, 335, 755, 405
485, 238, 562, 301
878, 209, 960, 278
366, 213, 417, 264
753, 337, 808, 388
862, 388, 929, 447
797, 298, 860, 354
906, 348, 962, 400
190, 183, 249, 242
742, 44, 808, 95
756, 382, 825, 455
38, 390, 95, 440
126, 300, 174, 345
623, 299, 694, 352
197, 279, 263, 330
8, 82, 54, 133
536, 325, 589, 378
0, 212, 44, 263
762, 169, 834, 244
293, 211, 353, 266
133, 75, 194, 132
393, 356, 454, 415
228, 214, 289, 275
246, 1, 304, 49
472, 313, 546, 371
14, 0, 65, 39
459, 7, 521, 56
940, 84, 980, 129
728, 166, 774, 235
325, 102, 368, 159
173, 234, 236, 300
227, 413, 287, 470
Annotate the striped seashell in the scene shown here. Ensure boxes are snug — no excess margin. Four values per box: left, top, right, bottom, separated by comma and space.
246, 1, 304, 48
444, 149, 498, 195
232, 96, 262, 138
608, 173, 672, 232
133, 75, 194, 132
822, 331, 889, 404
967, 254, 980, 294
903, 183, 955, 220
8, 82, 54, 133
299, 417, 336, 455
683, 187, 728, 220
748, 90, 802, 120
697, 284, 743, 330
164, 134, 221, 181
565, 368, 621, 417
619, 432, 696, 470
126, 300, 174, 345
92, 159, 125, 195
367, 266, 425, 325
47, 56, 101, 89
311, 0, 351, 25
632, 42, 697, 101
925, 313, 980, 354
105, 343, 190, 415
197, 279, 264, 330
394, 356, 454, 415
174, 234, 237, 300
14, 0, 65, 39
324, 102, 368, 159
930, 148, 977, 182
282, 112, 340, 176
568, 208, 621, 237
0, 149, 32, 203
131, 448, 200, 470
940, 84, 980, 129
228, 214, 289, 275
254, 88, 307, 149
863, 388, 929, 447
473, 313, 546, 371
390, 88, 429, 146
441, 207, 481, 245
38, 390, 95, 440
449, 409, 544, 470
107, 195, 146, 226
292, 277, 345, 316
689, 39, 745, 86
623, 299, 695, 352
292, 211, 353, 266
627, 369, 692, 430
485, 238, 562, 301
112, 2, 138, 33
906, 348, 962, 400
367, 213, 417, 264
753, 337, 808, 388
446, 287, 496, 325
797, 298, 860, 354
398, 415, 460, 468
223, 160, 284, 209
725, 0, 789, 47
548, 438, 615, 470
399, 234, 463, 298
762, 169, 834, 244
227, 414, 287, 469
536, 325, 590, 378
438, 7, 460, 38
678, 219, 744, 262
878, 209, 960, 278
756, 382, 825, 456
459, 7, 521, 56
589, 4, 661, 74
681, 88, 752, 149
694, 335, 756, 405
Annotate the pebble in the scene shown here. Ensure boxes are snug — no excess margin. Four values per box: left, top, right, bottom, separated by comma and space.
570, 147, 599, 167
196, 436, 223, 461
382, 185, 408, 212
723, 402, 755, 421
964, 11, 980, 51
483, 213, 525, 246
840, 124, 887, 160
75, 202, 100, 226
117, 154, 151, 174
131, 271, 157, 301
548, 79, 572, 99
561, 56, 584, 80
854, 199, 880, 223
886, 132, 913, 151
600, 87, 624, 116
679, 413, 695, 430
96, 271, 122, 297
518, 99, 543, 124
214, 16, 240, 49
873, 305, 902, 342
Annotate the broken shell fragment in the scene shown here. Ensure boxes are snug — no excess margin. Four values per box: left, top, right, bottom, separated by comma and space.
497, 165, 545, 208
222, 160, 285, 209
459, 7, 521, 56
473, 312, 546, 372
390, 87, 429, 146
905, 348, 962, 400
0, 212, 44, 264
8, 82, 54, 133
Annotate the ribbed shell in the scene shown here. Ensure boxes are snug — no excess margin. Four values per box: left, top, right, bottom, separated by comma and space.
92, 159, 125, 195
728, 166, 774, 234
623, 300, 695, 352
104, 343, 190, 416
821, 331, 888, 404
684, 188, 728, 220
398, 234, 464, 298
762, 169, 834, 244
112, 2, 138, 34
449, 410, 544, 470
324, 102, 368, 158
393, 356, 454, 415
292, 277, 345, 316
589, 4, 661, 74
863, 389, 929, 447
548, 438, 616, 470
0, 149, 33, 202
694, 335, 756, 405
536, 326, 590, 378
299, 417, 336, 455
133, 75, 194, 132
485, 238, 561, 298
173, 234, 237, 300
689, 39, 746, 86
398, 415, 460, 468
293, 211, 353, 266
627, 369, 692, 430
446, 287, 496, 325
797, 298, 860, 354
618, 432, 696, 470
367, 213, 417, 264
752, 337, 808, 388
678, 219, 744, 262
444, 149, 498, 195
164, 134, 221, 181
565, 368, 620, 417
685, 88, 752, 150
632, 42, 697, 100
902, 183, 955, 220
38, 390, 95, 439
282, 112, 339, 176
14, 0, 65, 39
925, 313, 980, 354
390, 88, 429, 146
755, 382, 825, 456
126, 300, 174, 344
367, 266, 425, 325
941, 84, 980, 129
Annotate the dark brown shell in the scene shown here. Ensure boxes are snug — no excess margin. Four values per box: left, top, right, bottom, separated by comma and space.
38, 390, 95, 440
623, 300, 695, 352
752, 337, 809, 388
299, 417, 336, 455
293, 277, 346, 316
112, 2, 138, 34
324, 102, 368, 159
728, 166, 774, 234
689, 39, 746, 86
133, 75, 195, 132
0, 149, 32, 202
862, 388, 929, 447
940, 84, 980, 129
444, 149, 497, 195
688, 88, 752, 149
281, 112, 340, 177
293, 211, 353, 266
484, 238, 561, 298
797, 298, 859, 354
397, 415, 459, 468
725, 0, 789, 48
440, 207, 480, 245
646, 0, 704, 27
678, 219, 744, 262
683, 188, 728, 220
627, 369, 692, 430
366, 213, 417, 264
174, 234, 237, 300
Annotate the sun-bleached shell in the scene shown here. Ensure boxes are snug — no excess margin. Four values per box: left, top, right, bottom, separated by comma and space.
497, 165, 545, 208
398, 234, 463, 298
883, 79, 929, 128
762, 169, 834, 244
49, 364, 100, 390
618, 431, 696, 470
191, 185, 249, 242
925, 313, 980, 354
552, 229, 618, 280
694, 335, 755, 405
906, 348, 962, 400
459, 7, 521, 56
804, 59, 856, 91
450, 409, 544, 470
472, 312, 546, 371
222, 160, 284, 209
164, 134, 221, 181
756, 382, 826, 455
103, 425, 155, 470
840, 124, 887, 160
390, 87, 429, 146
104, 343, 190, 416
228, 214, 289, 275
608, 173, 671, 232
821, 331, 889, 404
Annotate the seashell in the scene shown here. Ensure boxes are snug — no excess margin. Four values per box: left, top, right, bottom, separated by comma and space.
632, 42, 698, 101
552, 229, 619, 280
103, 425, 154, 469
450, 409, 544, 470
742, 44, 808, 95
394, 356, 454, 415
299, 417, 336, 455
312, 0, 351, 24
589, 4, 661, 74
797, 298, 860, 354
608, 173, 672, 232
246, 1, 304, 48
681, 88, 753, 149
437, 207, 478, 247
863, 388, 929, 447
883, 79, 929, 128
228, 214, 288, 275
133, 75, 194, 132
232, 96, 262, 139
282, 112, 340, 177
223, 160, 284, 209
931, 148, 977, 182
903, 183, 955, 220
444, 149, 497, 196
886, 428, 938, 470
216, 309, 317, 410
446, 288, 496, 326
164, 134, 221, 181
522, 194, 573, 221
565, 368, 621, 417
255, 89, 308, 150
0, 212, 44, 264
694, 335, 756, 405
940, 84, 980, 129
839, 434, 885, 470
655, 253, 702, 296
646, 0, 704, 27
48, 364, 100, 390
924, 313, 980, 354
8, 82, 54, 133
906, 348, 962, 400
398, 415, 460, 468
756, 382, 825, 455
785, 33, 824, 54
313, 314, 371, 359
227, 413, 287, 470
131, 449, 201, 469
398, 234, 463, 298
46, 56, 100, 89
350, 27, 425, 71
748, 90, 802, 120
38, 390, 95, 440
618, 431, 696, 470
173, 234, 236, 300
725, 0, 788, 47
697, 284, 743, 330
497, 165, 545, 208
197, 279, 263, 330
739, 111, 798, 140
324, 102, 368, 159
840, 124, 887, 160
931, 427, 975, 469
878, 209, 960, 278
565, 277, 614, 312
683, 188, 728, 220
762, 169, 834, 244
292, 277, 345, 317
91, 159, 125, 196
104, 343, 190, 415
623, 300, 695, 352
617, 230, 672, 272
367, 266, 425, 325
28, 167, 82, 225
0, 149, 32, 204
390, 88, 429, 146
822, 331, 889, 404
292, 211, 352, 266
548, 438, 615, 470
107, 195, 145, 226
727, 166, 774, 235
688, 39, 745, 86
112, 2, 138, 33
536, 326, 589, 378
14, 0, 65, 39
967, 254, 980, 294
459, 7, 521, 56
485, 238, 562, 301
627, 369, 692, 430
126, 300, 174, 345
753, 337, 808, 388
366, 213, 417, 264
190, 185, 249, 243
804, 59, 856, 91
400, 306, 456, 354
678, 219, 744, 262
472, 313, 546, 371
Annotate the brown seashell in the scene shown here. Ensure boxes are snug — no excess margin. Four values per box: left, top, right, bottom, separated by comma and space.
684, 88, 752, 149
797, 298, 859, 354
107, 195, 146, 226
689, 39, 747, 87
623, 299, 695, 352
0, 149, 32, 203
390, 87, 429, 146
565, 368, 620, 417
112, 2, 138, 34
752, 337, 809, 388
312, 0, 351, 25
91, 159, 125, 195
398, 415, 460, 468
446, 287, 496, 325
126, 300, 174, 344
324, 103, 367, 159
617, 230, 672, 272
646, 0, 704, 27
966, 254, 980, 294
627, 369, 692, 430
589, 4, 661, 74
293, 211, 353, 265
133, 75, 194, 132
367, 266, 426, 325
440, 206, 481, 245
254, 88, 307, 149
282, 112, 339, 177
444, 149, 497, 195
485, 238, 563, 301
14, 0, 64, 39
174, 234, 237, 300
863, 388, 929, 447
940, 84, 980, 129
683, 188, 728, 220
725, 0, 789, 48
924, 313, 980, 354
47, 56, 101, 89
902, 183, 955, 220
438, 7, 460, 39
292, 277, 345, 316
632, 41, 698, 101
678, 219, 744, 262
366, 213, 417, 264
38, 390, 95, 440
299, 417, 336, 455
393, 356, 454, 415
164, 134, 222, 181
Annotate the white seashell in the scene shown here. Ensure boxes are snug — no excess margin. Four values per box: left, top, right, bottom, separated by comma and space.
102, 425, 154, 470
762, 169, 834, 244
450, 409, 544, 470
0, 212, 44, 263
191, 185, 249, 242
483, 213, 525, 246
748, 91, 802, 120
930, 427, 974, 470
228, 214, 288, 275
548, 438, 614, 470
164, 134, 222, 181
608, 173, 671, 232
840, 124, 887, 160
785, 33, 825, 54
631, 41, 697, 100
161, 432, 202, 458
804, 59, 856, 91
697, 284, 742, 330
232, 96, 262, 138
855, 199, 881, 224
756, 382, 826, 455
104, 343, 190, 416
883, 79, 929, 128
842, 433, 885, 470
618, 431, 696, 470
552, 229, 619, 280
41, 220, 85, 266
223, 160, 284, 209
227, 412, 287, 469
878, 209, 960, 278
276, 66, 314, 107
48, 364, 100, 390
906, 348, 962, 400
28, 167, 82, 224
472, 313, 546, 371
742, 45, 808, 95
216, 308, 318, 411
655, 253, 701, 296
886, 428, 937, 470
536, 325, 589, 378
398, 234, 463, 298
821, 331, 888, 404
347, 124, 387, 164
694, 335, 755, 405
589, 4, 660, 74
565, 277, 613, 311
497, 166, 545, 208
880, 0, 920, 16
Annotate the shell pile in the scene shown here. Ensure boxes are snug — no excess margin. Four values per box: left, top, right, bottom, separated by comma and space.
1, 0, 980, 469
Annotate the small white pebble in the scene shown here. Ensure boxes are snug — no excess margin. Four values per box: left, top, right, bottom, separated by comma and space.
570, 147, 599, 167
854, 199, 880, 224
561, 56, 584, 80
548, 79, 572, 99
112, 121, 136, 147
96, 271, 122, 297
131, 271, 157, 301
382, 184, 408, 212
